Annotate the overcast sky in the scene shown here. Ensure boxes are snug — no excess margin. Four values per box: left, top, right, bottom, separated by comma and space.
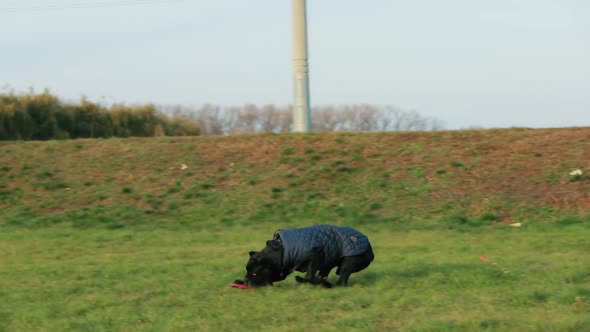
1, 0, 588, 129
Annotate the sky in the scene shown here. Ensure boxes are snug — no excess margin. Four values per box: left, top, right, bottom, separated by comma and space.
1, 0, 589, 129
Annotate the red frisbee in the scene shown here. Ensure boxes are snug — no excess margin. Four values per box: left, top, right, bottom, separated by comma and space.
230, 283, 249, 289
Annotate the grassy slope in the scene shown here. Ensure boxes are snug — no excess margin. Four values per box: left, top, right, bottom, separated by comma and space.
0, 128, 590, 223
1, 127, 589, 224
1, 128, 590, 331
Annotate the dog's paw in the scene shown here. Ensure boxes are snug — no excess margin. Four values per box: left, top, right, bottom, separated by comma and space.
295, 276, 306, 283
321, 280, 333, 288
233, 279, 245, 285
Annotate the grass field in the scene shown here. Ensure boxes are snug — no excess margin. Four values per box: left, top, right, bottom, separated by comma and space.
1, 128, 589, 331
2, 218, 590, 331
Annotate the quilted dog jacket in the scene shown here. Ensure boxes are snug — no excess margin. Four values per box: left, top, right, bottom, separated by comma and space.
274, 224, 371, 272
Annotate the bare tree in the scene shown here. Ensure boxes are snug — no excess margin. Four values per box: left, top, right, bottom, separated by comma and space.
312, 106, 340, 131
259, 105, 280, 132
157, 103, 444, 135
356, 104, 379, 131
197, 104, 225, 135
278, 105, 293, 132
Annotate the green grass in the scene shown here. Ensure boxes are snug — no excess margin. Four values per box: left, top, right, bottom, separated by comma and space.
1, 213, 590, 331
0, 129, 589, 331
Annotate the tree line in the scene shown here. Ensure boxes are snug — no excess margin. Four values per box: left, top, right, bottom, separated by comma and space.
0, 91, 444, 140
163, 104, 444, 135
0, 91, 201, 140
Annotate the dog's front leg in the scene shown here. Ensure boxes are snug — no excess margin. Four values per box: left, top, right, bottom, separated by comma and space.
295, 247, 332, 288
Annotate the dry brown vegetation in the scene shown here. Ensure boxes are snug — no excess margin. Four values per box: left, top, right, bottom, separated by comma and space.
1, 127, 588, 224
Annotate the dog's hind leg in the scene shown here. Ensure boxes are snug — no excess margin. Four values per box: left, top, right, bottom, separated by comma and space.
337, 248, 375, 286
336, 260, 354, 286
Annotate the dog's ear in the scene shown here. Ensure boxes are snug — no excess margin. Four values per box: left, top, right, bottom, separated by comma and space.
266, 240, 282, 250
249, 251, 258, 257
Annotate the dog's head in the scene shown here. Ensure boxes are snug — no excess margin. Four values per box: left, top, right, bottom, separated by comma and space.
238, 240, 283, 287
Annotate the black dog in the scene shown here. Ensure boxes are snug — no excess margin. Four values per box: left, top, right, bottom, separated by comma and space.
234, 224, 374, 288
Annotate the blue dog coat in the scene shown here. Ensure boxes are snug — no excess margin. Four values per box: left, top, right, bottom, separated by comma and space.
274, 224, 371, 272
